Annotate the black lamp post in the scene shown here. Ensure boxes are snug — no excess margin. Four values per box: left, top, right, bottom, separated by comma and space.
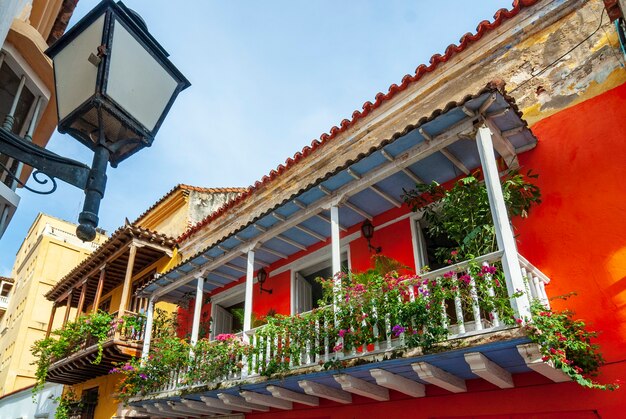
0, 0, 190, 241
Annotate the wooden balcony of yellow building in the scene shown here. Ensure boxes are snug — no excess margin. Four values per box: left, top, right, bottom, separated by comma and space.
42, 222, 177, 385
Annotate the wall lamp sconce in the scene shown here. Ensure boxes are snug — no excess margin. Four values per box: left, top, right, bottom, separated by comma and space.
361, 219, 382, 254
257, 268, 273, 294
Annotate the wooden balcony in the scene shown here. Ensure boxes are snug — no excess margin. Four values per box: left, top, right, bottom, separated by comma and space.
46, 312, 147, 385
130, 254, 568, 417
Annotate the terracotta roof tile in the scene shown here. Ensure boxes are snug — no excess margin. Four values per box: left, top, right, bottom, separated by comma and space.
178, 0, 540, 243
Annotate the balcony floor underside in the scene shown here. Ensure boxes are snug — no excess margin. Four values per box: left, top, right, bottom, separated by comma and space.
132, 330, 568, 417
47, 340, 142, 385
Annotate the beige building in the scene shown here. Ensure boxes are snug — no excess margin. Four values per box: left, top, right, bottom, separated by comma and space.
0, 213, 106, 396
0, 0, 77, 237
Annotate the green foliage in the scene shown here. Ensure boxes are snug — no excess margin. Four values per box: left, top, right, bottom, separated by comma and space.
54, 389, 81, 419
113, 335, 251, 403
526, 297, 618, 391
31, 311, 115, 395
402, 170, 541, 262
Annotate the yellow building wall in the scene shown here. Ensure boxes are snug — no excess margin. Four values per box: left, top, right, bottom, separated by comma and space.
67, 374, 122, 419
0, 214, 106, 396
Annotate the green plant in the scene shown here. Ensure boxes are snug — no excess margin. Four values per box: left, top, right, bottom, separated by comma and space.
31, 310, 115, 395
403, 170, 541, 262
525, 297, 618, 391
54, 389, 82, 419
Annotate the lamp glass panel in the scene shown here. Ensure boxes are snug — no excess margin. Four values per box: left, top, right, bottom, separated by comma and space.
54, 14, 104, 121
106, 20, 178, 132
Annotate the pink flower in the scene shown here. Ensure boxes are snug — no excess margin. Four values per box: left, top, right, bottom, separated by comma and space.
216, 333, 236, 341
443, 271, 455, 279
451, 250, 458, 256
459, 274, 471, 285
338, 329, 348, 338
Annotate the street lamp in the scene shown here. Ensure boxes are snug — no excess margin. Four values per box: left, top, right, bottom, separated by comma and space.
0, 0, 190, 241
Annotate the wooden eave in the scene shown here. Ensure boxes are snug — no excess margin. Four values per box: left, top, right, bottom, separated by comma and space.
45, 224, 176, 307
46, 339, 142, 385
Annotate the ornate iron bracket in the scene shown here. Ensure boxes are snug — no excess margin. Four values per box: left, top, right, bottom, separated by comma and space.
0, 127, 90, 190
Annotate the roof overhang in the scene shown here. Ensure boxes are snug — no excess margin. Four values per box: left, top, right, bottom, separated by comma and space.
140, 85, 537, 303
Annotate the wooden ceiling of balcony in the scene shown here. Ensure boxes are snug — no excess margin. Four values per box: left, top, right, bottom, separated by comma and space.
45, 223, 177, 307
46, 340, 142, 385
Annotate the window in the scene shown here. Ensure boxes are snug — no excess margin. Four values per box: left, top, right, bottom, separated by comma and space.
210, 285, 244, 339
79, 387, 98, 419
0, 46, 49, 189
293, 252, 348, 314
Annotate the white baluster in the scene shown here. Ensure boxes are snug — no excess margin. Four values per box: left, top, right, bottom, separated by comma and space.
453, 273, 465, 335
372, 303, 380, 351
483, 262, 501, 327
469, 275, 483, 332
314, 318, 320, 364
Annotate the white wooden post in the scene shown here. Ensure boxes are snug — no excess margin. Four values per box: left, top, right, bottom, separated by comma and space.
243, 250, 255, 342
476, 125, 531, 320
190, 275, 204, 346
330, 205, 342, 309
141, 297, 155, 362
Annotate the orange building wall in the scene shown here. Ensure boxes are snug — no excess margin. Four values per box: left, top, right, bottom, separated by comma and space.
515, 82, 626, 363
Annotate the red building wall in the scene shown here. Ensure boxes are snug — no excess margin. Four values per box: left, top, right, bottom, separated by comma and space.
244, 84, 626, 418
177, 85, 626, 417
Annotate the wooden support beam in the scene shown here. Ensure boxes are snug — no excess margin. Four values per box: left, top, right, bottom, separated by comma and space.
369, 185, 402, 207
92, 267, 105, 313
118, 243, 137, 318
167, 402, 204, 417
142, 405, 177, 418
259, 245, 288, 259
218, 393, 269, 412
440, 147, 470, 175
299, 380, 352, 404
275, 234, 307, 251
478, 92, 497, 115
380, 150, 424, 184
267, 385, 319, 407
334, 374, 389, 401
224, 262, 247, 274
75, 283, 87, 320
412, 362, 466, 393
483, 118, 519, 169
182, 399, 230, 415
62, 289, 73, 327
154, 403, 190, 418
419, 127, 433, 142
293, 224, 326, 241
211, 270, 239, 281
516, 343, 571, 382
370, 368, 425, 397
316, 212, 348, 232
45, 304, 57, 338
201, 395, 251, 413
464, 352, 514, 388
343, 200, 373, 221
240, 390, 293, 410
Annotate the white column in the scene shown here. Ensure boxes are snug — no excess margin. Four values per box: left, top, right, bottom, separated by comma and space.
243, 250, 255, 342
141, 297, 155, 361
476, 125, 531, 319
330, 205, 342, 309
190, 276, 204, 346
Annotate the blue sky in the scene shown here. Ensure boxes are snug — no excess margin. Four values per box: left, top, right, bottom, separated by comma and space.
0, 0, 511, 275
